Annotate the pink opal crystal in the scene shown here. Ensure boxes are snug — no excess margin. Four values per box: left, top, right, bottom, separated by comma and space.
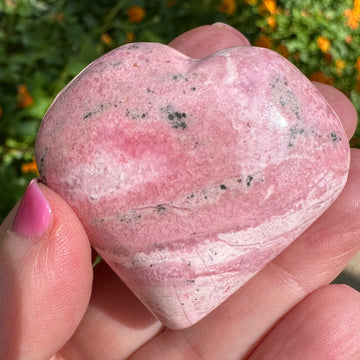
35, 43, 350, 329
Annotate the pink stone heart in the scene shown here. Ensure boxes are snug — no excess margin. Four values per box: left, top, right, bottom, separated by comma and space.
35, 43, 350, 329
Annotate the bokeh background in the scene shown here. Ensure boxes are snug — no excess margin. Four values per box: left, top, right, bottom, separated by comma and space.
1, 0, 360, 287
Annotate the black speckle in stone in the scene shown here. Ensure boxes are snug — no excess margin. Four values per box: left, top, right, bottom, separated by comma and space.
109, 61, 122, 67
271, 76, 301, 120
147, 88, 154, 94
330, 132, 342, 143
84, 112, 92, 120
288, 124, 306, 146
191, 87, 196, 91
171, 73, 189, 81
246, 175, 253, 187
127, 43, 139, 50
161, 105, 188, 130
156, 204, 167, 214
220, 184, 227, 190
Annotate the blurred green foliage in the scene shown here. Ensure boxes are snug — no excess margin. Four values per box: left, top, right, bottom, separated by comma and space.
1, 0, 360, 222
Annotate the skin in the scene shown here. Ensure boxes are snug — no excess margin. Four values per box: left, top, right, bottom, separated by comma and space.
0, 23, 359, 360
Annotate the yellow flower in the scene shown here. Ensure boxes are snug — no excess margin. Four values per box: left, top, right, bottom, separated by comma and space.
335, 59, 346, 75
125, 32, 135, 43
21, 158, 39, 175
355, 0, 360, 16
218, 0, 237, 15
17, 84, 34, 108
101, 33, 112, 45
316, 36, 331, 53
245, 0, 258, 5
126, 6, 146, 23
263, 0, 277, 14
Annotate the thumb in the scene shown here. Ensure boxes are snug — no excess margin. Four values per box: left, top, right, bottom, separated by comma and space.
0, 179, 93, 360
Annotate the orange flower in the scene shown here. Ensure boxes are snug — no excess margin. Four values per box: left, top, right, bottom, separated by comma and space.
345, 0, 360, 29
345, 9, 359, 29
263, 0, 277, 14
345, 34, 353, 44
276, 44, 289, 58
17, 84, 34, 108
316, 36, 331, 53
167, 0, 176, 6
267, 15, 277, 29
21, 158, 39, 175
355, 57, 360, 80
126, 6, 146, 23
309, 71, 333, 85
217, 0, 237, 15
245, 0, 258, 5
0, 106, 2, 117
101, 33, 112, 45
254, 33, 272, 48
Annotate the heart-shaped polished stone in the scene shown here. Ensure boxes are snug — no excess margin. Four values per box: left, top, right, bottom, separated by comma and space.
35, 43, 350, 329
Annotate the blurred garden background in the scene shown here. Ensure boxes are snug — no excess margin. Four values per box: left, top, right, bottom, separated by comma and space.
1, 0, 360, 222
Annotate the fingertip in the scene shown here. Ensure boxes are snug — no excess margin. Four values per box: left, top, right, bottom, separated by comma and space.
312, 82, 358, 140
168, 23, 250, 58
0, 182, 93, 359
250, 285, 360, 360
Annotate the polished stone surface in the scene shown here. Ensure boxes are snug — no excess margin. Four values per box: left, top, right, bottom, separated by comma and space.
36, 43, 350, 329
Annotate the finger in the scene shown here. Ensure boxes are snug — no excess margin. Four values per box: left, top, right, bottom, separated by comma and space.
168, 22, 250, 58
249, 285, 360, 360
129, 149, 360, 360
0, 180, 92, 359
313, 82, 358, 140
57, 261, 162, 360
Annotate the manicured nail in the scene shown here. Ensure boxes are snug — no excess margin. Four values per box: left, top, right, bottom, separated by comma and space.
12, 179, 52, 239
212, 22, 251, 46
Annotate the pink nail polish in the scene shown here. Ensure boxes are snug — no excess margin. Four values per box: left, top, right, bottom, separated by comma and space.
12, 179, 52, 239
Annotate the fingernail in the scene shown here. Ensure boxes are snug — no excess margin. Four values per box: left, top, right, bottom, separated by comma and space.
12, 179, 52, 239
212, 22, 251, 46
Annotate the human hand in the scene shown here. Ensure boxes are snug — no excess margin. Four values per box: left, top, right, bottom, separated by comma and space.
1, 23, 360, 360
